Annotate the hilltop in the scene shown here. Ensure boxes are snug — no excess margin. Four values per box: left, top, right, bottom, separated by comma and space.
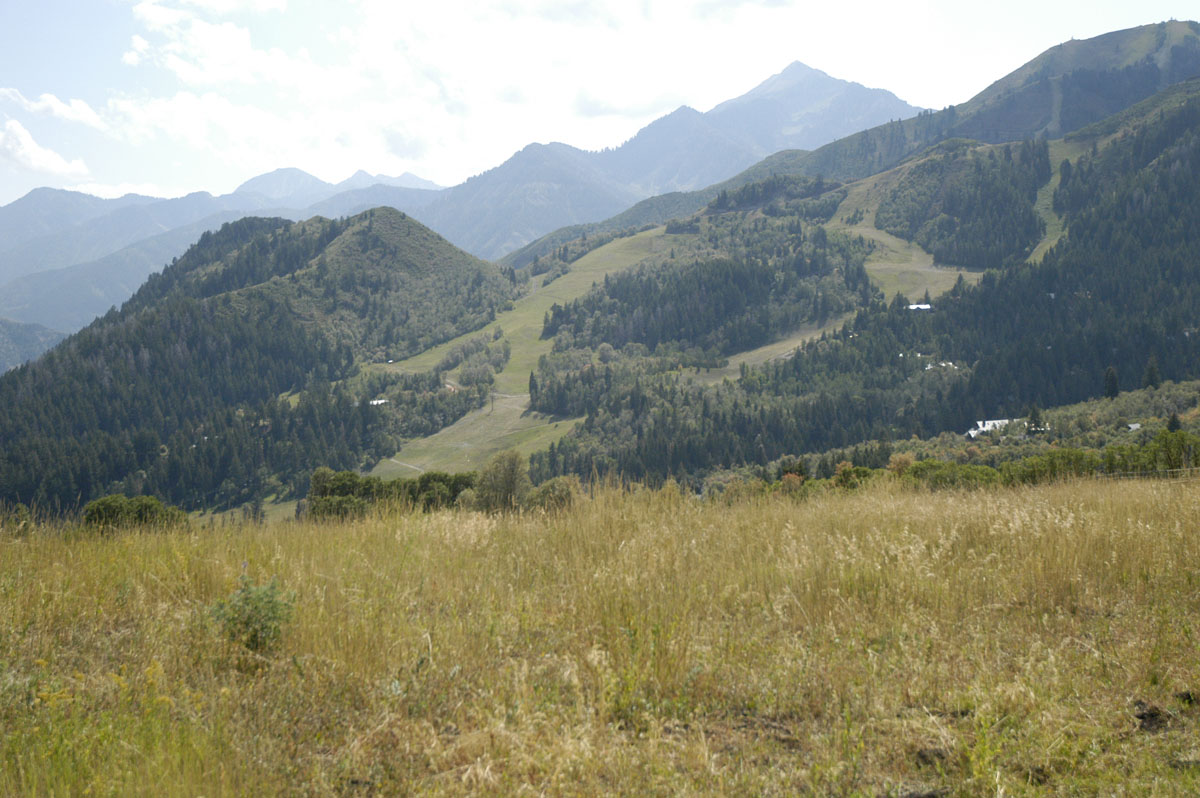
0, 208, 513, 510
797, 20, 1200, 181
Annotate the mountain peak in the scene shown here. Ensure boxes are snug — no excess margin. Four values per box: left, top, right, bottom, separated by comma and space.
704, 59, 921, 155
233, 167, 331, 200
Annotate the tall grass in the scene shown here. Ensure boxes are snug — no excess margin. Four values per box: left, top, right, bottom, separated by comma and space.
3, 479, 1200, 794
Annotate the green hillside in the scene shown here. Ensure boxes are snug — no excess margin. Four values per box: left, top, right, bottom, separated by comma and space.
499, 150, 811, 270
527, 80, 1200, 484
379, 159, 989, 476
0, 209, 513, 511
504, 22, 1200, 278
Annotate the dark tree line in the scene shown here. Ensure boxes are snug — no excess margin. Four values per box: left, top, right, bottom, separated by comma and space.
541, 221, 873, 358
875, 138, 1050, 269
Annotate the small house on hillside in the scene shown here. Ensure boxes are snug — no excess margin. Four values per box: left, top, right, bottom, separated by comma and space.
965, 419, 1010, 439
907, 304, 932, 311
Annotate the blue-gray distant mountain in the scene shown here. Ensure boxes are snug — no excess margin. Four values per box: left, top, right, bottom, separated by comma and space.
0, 184, 443, 336
408, 143, 647, 260
405, 64, 921, 258
0, 317, 63, 373
708, 62, 921, 157
336, 170, 442, 192
0, 188, 157, 260
0, 211, 258, 333
0, 189, 279, 286
233, 167, 443, 207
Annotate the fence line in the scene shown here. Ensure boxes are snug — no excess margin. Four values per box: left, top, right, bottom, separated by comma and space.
1095, 466, 1200, 483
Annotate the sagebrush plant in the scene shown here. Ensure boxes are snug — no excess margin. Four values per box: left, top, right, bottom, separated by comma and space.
210, 574, 295, 653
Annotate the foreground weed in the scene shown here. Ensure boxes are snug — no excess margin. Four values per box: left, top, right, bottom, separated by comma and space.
210, 574, 295, 653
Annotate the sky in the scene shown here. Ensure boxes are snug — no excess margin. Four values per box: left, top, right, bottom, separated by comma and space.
1, 0, 1197, 206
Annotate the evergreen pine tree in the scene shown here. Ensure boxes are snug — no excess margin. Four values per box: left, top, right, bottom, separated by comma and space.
1104, 367, 1120, 399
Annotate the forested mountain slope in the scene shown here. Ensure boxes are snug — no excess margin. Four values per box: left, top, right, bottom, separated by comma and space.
0, 208, 512, 511
529, 80, 1200, 483
798, 21, 1200, 182
504, 22, 1200, 273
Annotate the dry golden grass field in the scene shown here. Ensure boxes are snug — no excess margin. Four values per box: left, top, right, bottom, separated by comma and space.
4, 478, 1200, 795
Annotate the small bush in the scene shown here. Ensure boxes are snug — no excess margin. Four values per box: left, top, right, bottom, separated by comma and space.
0, 502, 32, 536
527, 475, 580, 512
905, 459, 999, 490
455, 487, 478, 510
1000, 448, 1102, 485
886, 452, 915, 477
307, 494, 369, 520
833, 461, 874, 490
475, 450, 532, 513
82, 494, 187, 531
211, 575, 294, 653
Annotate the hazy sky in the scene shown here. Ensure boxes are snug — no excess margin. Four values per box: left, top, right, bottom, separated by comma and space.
1, 0, 1196, 205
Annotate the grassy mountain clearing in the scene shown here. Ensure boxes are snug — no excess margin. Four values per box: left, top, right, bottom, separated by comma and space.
4, 476, 1199, 794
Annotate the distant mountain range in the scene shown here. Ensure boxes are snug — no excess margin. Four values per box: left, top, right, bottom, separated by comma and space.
411, 63, 919, 257
510, 20, 1200, 265
6, 21, 1200, 507
0, 61, 917, 354
3, 20, 1199, 372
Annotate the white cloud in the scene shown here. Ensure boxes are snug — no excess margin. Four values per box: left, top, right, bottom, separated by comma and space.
178, 0, 288, 13
0, 89, 108, 131
122, 34, 150, 66
0, 120, 89, 177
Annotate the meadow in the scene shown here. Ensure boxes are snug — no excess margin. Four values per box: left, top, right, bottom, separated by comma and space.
3, 477, 1200, 795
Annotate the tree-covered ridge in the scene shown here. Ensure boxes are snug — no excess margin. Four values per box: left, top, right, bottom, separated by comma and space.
129, 207, 514, 363
530, 85, 1200, 485
540, 225, 870, 359
875, 138, 1050, 269
0, 209, 510, 511
796, 22, 1200, 184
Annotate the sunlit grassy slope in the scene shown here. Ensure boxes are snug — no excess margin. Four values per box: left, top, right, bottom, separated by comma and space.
826, 161, 980, 300
366, 228, 678, 474
371, 393, 578, 478
378, 227, 676, 395
5, 477, 1200, 795
367, 165, 988, 474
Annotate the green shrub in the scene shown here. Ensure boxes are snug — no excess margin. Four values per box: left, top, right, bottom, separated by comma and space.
1000, 448, 1102, 485
418, 480, 450, 510
833, 461, 875, 490
455, 488, 478, 510
307, 494, 369, 520
0, 502, 32, 535
211, 575, 294, 653
905, 460, 999, 490
82, 494, 187, 531
307, 467, 476, 513
527, 475, 580, 512
475, 450, 532, 512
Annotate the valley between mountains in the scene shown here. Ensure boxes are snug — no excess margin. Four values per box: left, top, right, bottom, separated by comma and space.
10, 15, 1200, 796
3, 21, 1200, 516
